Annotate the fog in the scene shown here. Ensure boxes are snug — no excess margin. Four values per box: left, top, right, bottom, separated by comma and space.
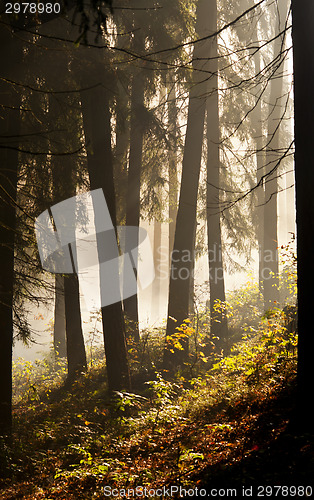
14, 177, 295, 362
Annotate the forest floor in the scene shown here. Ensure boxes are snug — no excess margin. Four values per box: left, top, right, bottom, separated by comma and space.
0, 326, 313, 499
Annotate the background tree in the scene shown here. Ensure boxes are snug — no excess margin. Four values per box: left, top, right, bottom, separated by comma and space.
53, 275, 66, 358
206, 0, 228, 352
164, 0, 213, 370
262, 0, 290, 309
115, 0, 188, 342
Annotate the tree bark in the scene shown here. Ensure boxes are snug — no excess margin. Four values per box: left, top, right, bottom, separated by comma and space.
53, 274, 66, 358
151, 217, 162, 323
262, 0, 289, 310
0, 27, 21, 437
252, 44, 266, 293
64, 272, 87, 380
54, 163, 87, 381
164, 0, 212, 370
114, 81, 130, 226
81, 81, 131, 392
49, 90, 87, 380
291, 0, 314, 431
167, 81, 178, 261
124, 33, 145, 343
205, 0, 228, 354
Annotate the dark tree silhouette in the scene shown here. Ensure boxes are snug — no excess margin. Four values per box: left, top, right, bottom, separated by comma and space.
0, 27, 22, 436
80, 59, 131, 392
291, 0, 314, 430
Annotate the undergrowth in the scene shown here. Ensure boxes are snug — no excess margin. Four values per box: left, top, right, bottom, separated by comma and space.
0, 253, 306, 498
0, 294, 308, 499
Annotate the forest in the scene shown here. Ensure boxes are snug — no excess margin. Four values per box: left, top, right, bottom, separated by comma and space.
0, 0, 313, 497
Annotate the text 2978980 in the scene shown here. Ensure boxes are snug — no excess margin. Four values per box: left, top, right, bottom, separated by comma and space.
5, 2, 61, 14
256, 485, 312, 497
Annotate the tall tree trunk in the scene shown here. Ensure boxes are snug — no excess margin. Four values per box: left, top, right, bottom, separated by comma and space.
206, 0, 228, 354
124, 33, 145, 343
206, 115, 228, 352
262, 0, 289, 310
49, 91, 87, 379
0, 28, 21, 437
114, 80, 130, 226
53, 274, 66, 358
252, 44, 266, 292
164, 0, 212, 370
80, 82, 131, 392
291, 0, 314, 431
52, 158, 87, 381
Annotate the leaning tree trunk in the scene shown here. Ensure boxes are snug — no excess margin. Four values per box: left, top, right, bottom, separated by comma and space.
80, 79, 131, 392
262, 0, 289, 310
291, 0, 314, 431
164, 0, 212, 371
0, 28, 21, 437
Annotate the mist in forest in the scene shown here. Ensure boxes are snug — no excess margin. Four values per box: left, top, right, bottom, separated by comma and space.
2, 0, 296, 382
15, 186, 296, 362
4, 0, 314, 492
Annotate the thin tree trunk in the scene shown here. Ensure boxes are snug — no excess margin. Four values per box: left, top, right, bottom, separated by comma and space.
114, 80, 130, 226
53, 274, 66, 358
206, 119, 228, 353
80, 82, 131, 392
167, 81, 178, 261
262, 0, 289, 310
189, 225, 196, 317
206, 0, 228, 354
152, 218, 162, 322
252, 45, 266, 292
124, 37, 145, 343
164, 0, 212, 370
291, 0, 314, 431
